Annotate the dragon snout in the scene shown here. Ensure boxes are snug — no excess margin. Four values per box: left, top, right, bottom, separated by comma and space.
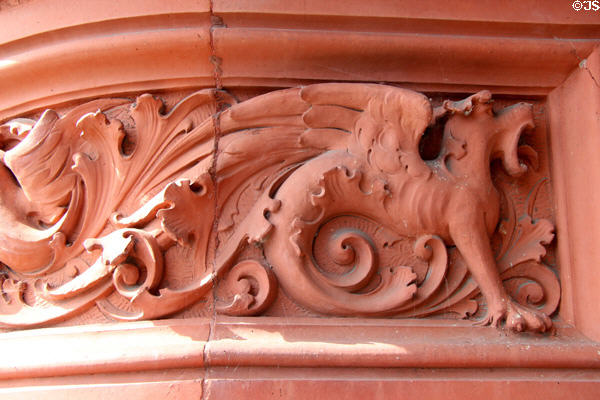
494, 102, 535, 177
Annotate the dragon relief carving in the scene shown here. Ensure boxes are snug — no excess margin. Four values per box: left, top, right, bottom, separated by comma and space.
0, 84, 558, 332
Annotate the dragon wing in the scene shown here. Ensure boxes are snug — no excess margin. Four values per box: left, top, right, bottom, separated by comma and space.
217, 83, 434, 183
299, 83, 434, 177
213, 83, 434, 236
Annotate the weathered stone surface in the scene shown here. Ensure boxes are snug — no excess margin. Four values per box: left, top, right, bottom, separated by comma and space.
0, 84, 558, 333
0, 1, 598, 398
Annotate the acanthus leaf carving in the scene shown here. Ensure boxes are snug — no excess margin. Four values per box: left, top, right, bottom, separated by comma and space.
0, 83, 559, 333
497, 179, 555, 271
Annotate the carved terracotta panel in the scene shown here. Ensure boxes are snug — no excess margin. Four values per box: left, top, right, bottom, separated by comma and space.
2, 1, 600, 398
0, 84, 558, 333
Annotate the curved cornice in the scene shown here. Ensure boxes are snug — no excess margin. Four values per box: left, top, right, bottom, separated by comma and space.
0, 1, 598, 119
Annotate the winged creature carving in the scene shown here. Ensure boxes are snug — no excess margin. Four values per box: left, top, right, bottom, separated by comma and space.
0, 84, 557, 332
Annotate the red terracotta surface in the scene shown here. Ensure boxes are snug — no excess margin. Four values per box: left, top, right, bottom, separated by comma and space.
0, 369, 204, 400
548, 47, 600, 341
2, 318, 600, 398
0, 0, 599, 398
0, 83, 558, 331
0, 0, 599, 120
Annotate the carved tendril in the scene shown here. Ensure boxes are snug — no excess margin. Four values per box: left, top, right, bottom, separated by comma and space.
216, 260, 278, 316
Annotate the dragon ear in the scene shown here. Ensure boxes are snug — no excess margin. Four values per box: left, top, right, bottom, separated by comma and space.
432, 90, 493, 123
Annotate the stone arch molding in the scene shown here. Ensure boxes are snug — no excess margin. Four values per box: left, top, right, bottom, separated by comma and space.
0, 83, 558, 332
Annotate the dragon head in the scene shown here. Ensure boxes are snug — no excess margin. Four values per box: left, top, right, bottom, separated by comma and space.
436, 91, 535, 177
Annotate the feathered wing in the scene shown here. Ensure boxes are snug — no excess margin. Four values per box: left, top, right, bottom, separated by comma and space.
299, 83, 433, 177
216, 83, 434, 192
213, 83, 434, 238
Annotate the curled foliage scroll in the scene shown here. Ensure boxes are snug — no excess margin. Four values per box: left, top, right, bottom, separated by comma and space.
0, 84, 558, 332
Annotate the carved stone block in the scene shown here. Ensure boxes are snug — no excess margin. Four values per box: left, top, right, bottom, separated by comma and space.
0, 84, 558, 333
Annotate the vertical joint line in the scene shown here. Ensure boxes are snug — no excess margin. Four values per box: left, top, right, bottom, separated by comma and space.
209, 0, 224, 90
204, 2, 225, 399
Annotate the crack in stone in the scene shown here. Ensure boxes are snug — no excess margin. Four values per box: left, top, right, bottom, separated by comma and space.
203, 3, 225, 399
568, 41, 600, 89
579, 58, 600, 89
208, 2, 224, 90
